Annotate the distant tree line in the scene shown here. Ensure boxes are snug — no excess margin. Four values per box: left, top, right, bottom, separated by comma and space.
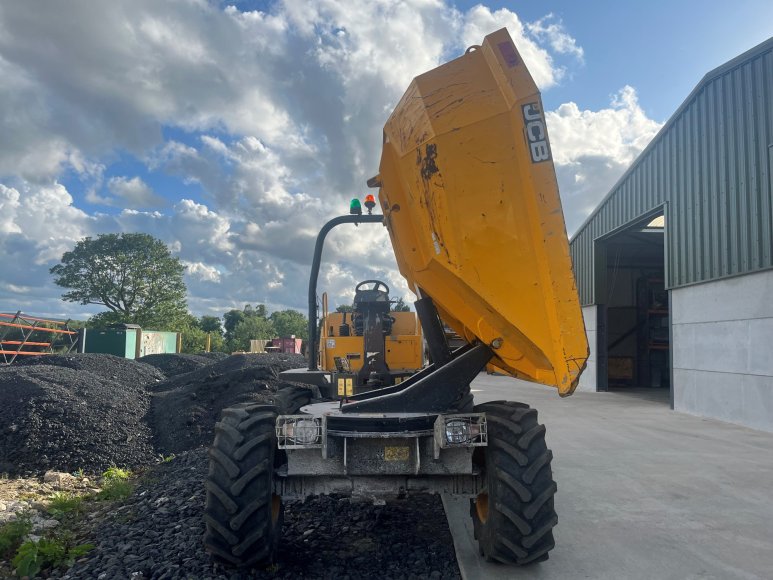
48, 232, 311, 353
50, 233, 412, 354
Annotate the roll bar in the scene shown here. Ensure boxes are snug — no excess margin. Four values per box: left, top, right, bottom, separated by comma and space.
307, 214, 384, 370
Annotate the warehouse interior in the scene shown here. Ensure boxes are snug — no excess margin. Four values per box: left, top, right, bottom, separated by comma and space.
598, 214, 669, 398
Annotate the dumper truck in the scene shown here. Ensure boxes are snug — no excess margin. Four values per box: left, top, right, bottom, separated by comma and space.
315, 280, 425, 396
203, 27, 589, 568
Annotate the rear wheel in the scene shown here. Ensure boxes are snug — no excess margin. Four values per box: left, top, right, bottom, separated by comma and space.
272, 385, 312, 414
204, 403, 282, 568
471, 400, 557, 564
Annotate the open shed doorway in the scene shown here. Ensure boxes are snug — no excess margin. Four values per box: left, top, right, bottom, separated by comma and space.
597, 213, 670, 403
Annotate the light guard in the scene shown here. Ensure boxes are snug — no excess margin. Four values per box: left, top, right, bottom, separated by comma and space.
433, 413, 487, 458
276, 415, 323, 449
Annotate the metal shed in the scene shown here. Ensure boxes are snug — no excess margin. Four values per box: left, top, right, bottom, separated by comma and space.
569, 37, 773, 433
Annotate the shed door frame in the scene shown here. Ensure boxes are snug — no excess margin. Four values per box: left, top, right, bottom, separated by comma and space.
591, 204, 672, 408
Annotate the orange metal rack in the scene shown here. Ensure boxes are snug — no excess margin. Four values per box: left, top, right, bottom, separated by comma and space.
0, 311, 79, 364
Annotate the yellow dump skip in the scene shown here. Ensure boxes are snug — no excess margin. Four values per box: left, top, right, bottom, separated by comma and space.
375, 28, 588, 395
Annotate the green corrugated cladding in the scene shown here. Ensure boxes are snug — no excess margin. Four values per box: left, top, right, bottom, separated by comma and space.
83, 328, 139, 359
569, 37, 773, 306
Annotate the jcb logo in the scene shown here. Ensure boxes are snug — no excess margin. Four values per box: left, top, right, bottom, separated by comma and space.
522, 103, 552, 163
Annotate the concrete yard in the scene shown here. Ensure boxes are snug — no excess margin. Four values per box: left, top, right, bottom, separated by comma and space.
445, 375, 773, 580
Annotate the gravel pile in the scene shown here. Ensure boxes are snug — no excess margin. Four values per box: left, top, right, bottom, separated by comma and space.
151, 353, 311, 455
0, 355, 162, 476
195, 352, 230, 362
2, 352, 464, 578
15, 353, 165, 385
61, 448, 461, 580
0, 353, 310, 475
138, 353, 215, 377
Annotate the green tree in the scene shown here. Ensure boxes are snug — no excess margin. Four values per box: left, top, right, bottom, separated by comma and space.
182, 326, 207, 353
269, 309, 308, 340
335, 304, 354, 313
87, 310, 130, 328
231, 317, 276, 351
50, 233, 187, 328
199, 315, 223, 335
180, 327, 225, 353
244, 304, 267, 319
222, 309, 245, 341
223, 304, 268, 341
167, 314, 225, 353
176, 314, 204, 353
208, 332, 226, 352
391, 296, 411, 312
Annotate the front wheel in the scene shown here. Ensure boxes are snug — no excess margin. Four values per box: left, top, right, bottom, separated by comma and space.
470, 401, 558, 564
204, 403, 283, 568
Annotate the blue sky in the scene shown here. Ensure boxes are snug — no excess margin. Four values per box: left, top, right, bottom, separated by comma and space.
472, 1, 773, 117
0, 1, 770, 321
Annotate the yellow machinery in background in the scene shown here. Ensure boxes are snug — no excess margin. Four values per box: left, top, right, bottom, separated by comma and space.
317, 285, 423, 396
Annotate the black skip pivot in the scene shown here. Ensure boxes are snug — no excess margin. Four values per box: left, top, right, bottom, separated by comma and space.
342, 295, 493, 413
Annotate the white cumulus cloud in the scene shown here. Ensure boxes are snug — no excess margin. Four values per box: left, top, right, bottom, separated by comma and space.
0, 0, 661, 320
460, 5, 574, 88
547, 86, 663, 234
184, 261, 222, 283
86, 176, 166, 208
526, 14, 584, 62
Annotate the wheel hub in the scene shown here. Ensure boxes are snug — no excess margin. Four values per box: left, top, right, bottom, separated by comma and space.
475, 492, 489, 523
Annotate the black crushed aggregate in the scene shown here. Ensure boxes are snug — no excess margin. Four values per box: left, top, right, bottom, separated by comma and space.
58, 448, 461, 580
151, 353, 310, 455
0, 353, 310, 474
139, 353, 216, 377
195, 351, 230, 361
15, 352, 166, 385
2, 352, 462, 577
0, 358, 159, 476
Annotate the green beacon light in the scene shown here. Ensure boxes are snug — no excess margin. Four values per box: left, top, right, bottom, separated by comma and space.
349, 198, 362, 215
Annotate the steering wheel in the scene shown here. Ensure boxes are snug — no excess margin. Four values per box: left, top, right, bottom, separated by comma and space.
355, 279, 390, 294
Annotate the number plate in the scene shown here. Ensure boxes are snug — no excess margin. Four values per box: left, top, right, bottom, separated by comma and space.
384, 446, 410, 461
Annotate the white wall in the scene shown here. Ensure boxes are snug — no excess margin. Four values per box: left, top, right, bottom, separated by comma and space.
577, 305, 597, 392
672, 269, 773, 433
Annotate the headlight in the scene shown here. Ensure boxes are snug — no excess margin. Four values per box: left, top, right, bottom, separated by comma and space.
434, 414, 487, 452
445, 419, 473, 444
288, 419, 319, 444
276, 416, 322, 448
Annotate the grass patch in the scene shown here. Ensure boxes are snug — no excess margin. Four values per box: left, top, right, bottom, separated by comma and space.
96, 466, 134, 501
12, 536, 93, 578
47, 492, 86, 518
102, 466, 131, 481
96, 479, 133, 501
0, 514, 32, 560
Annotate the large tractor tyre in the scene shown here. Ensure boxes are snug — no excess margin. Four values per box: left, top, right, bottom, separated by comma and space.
272, 385, 312, 414
470, 400, 558, 565
204, 403, 283, 568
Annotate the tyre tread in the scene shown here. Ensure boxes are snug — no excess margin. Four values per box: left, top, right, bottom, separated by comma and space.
471, 401, 558, 565
204, 403, 282, 568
